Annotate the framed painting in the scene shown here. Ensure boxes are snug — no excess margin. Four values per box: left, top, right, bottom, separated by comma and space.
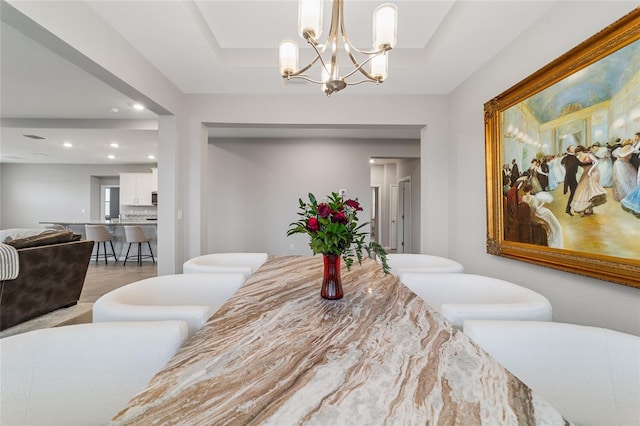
484, 7, 640, 288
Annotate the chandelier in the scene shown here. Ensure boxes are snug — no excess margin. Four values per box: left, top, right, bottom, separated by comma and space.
279, 0, 398, 96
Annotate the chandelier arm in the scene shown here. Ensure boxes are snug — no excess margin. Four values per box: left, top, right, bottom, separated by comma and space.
344, 78, 384, 87
309, 39, 331, 74
325, 0, 342, 79
286, 38, 327, 77
340, 12, 388, 57
284, 75, 325, 85
343, 38, 390, 56
337, 0, 382, 82
285, 55, 322, 77
342, 56, 374, 80
342, 44, 380, 81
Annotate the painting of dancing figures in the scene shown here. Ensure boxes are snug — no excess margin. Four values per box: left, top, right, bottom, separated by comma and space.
500, 37, 640, 263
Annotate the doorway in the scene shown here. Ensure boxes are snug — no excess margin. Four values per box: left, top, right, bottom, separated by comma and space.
370, 157, 419, 252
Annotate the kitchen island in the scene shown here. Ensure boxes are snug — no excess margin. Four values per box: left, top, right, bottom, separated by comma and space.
39, 221, 157, 262
113, 255, 569, 425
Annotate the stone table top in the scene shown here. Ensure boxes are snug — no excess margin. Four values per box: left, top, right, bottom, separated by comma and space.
112, 255, 569, 425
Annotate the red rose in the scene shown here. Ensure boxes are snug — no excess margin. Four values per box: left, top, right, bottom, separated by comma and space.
317, 203, 330, 218
345, 199, 362, 211
331, 211, 348, 224
306, 217, 319, 232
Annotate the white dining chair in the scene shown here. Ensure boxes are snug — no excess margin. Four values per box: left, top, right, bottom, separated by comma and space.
398, 272, 552, 328
0, 321, 188, 426
92, 272, 246, 336
182, 252, 268, 279
383, 253, 464, 276
464, 320, 640, 426
85, 224, 117, 264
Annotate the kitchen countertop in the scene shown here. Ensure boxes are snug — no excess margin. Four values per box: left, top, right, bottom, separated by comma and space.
112, 255, 569, 425
39, 220, 157, 226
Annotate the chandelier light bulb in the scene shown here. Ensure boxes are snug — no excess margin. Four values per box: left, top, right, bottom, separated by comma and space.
298, 0, 323, 40
279, 40, 299, 76
373, 3, 398, 50
370, 54, 388, 81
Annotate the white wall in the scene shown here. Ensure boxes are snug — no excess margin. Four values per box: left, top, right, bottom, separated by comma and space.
0, 163, 154, 229
207, 137, 420, 256
449, 1, 640, 336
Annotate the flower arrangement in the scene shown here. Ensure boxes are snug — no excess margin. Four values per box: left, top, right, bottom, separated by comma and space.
287, 192, 390, 273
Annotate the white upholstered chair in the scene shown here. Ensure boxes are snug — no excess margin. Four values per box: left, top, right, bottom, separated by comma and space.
92, 272, 246, 336
464, 320, 640, 426
182, 252, 268, 279
398, 272, 552, 328
384, 253, 464, 276
0, 321, 188, 426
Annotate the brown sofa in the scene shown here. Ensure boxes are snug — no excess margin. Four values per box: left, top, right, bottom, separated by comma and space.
0, 239, 94, 330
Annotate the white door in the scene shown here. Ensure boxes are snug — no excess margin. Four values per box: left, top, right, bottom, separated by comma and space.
398, 180, 411, 253
370, 186, 380, 243
389, 184, 398, 250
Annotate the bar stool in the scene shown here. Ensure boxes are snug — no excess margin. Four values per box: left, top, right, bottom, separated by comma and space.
85, 225, 117, 264
123, 226, 155, 266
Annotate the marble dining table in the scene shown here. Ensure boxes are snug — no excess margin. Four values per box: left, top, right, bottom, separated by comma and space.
112, 255, 570, 425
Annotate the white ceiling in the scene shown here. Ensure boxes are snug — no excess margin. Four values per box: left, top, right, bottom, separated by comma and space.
0, 0, 559, 164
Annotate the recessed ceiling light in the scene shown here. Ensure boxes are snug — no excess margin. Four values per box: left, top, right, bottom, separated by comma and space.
133, 103, 145, 111
110, 107, 119, 113
110, 143, 119, 148
148, 155, 155, 159
108, 154, 115, 160
63, 142, 73, 148
369, 159, 375, 163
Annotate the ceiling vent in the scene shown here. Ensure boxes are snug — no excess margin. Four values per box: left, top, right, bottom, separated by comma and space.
23, 134, 45, 140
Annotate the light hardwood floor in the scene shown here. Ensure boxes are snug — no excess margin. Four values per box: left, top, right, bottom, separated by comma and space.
80, 261, 157, 303
0, 261, 157, 338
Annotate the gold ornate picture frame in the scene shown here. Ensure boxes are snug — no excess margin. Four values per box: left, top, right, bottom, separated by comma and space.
484, 8, 640, 289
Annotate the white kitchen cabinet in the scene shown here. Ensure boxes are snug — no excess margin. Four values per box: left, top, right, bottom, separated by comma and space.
120, 173, 154, 205
151, 168, 158, 192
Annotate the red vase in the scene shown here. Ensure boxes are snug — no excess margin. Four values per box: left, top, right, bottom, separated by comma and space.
321, 253, 343, 300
